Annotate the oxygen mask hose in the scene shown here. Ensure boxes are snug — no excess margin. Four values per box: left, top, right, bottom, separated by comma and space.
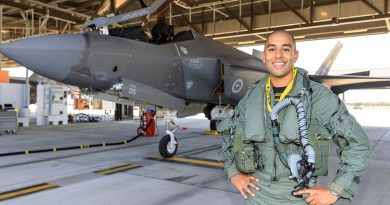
271, 96, 316, 193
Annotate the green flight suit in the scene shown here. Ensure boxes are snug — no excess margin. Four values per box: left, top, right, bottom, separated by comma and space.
219, 68, 371, 205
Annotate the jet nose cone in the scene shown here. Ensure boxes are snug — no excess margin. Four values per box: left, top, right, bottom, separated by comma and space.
0, 34, 87, 81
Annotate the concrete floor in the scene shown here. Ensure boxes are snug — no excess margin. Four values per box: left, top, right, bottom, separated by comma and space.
0, 118, 388, 205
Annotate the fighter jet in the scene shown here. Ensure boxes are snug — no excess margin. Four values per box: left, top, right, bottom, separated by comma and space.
1, 0, 390, 158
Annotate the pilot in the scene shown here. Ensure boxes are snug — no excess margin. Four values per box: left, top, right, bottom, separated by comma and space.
219, 30, 371, 205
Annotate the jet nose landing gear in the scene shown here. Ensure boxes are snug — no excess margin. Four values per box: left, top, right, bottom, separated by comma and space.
159, 113, 179, 158
159, 127, 179, 158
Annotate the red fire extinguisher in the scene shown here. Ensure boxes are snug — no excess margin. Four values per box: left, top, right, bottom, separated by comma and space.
145, 109, 156, 136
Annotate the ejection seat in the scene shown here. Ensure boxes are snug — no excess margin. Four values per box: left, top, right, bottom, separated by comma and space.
109, 26, 149, 42
151, 22, 174, 44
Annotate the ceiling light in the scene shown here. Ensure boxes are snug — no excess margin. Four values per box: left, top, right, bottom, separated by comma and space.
343, 29, 368, 34
238, 41, 256, 45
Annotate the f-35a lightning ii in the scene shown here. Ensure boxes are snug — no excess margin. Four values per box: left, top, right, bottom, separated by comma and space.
1, 0, 390, 158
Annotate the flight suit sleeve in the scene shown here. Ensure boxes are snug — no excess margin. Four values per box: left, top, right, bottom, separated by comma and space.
218, 94, 247, 179
312, 88, 371, 202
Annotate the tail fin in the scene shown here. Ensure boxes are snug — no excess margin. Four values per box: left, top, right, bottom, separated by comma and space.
252, 49, 262, 60
315, 41, 343, 75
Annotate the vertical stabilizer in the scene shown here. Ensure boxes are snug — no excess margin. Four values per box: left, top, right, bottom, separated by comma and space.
315, 41, 343, 75
252, 49, 263, 60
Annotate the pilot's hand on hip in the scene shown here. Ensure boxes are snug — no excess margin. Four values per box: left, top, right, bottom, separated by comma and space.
230, 173, 260, 199
293, 187, 338, 205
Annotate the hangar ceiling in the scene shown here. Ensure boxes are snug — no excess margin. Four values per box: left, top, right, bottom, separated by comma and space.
1, 0, 390, 68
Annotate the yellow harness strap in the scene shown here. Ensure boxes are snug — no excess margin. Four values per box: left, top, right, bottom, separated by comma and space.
266, 67, 297, 113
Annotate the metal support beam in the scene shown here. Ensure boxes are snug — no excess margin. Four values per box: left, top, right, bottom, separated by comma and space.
385, 0, 389, 14
239, 0, 242, 17
39, 13, 50, 35
49, 0, 70, 4
279, 0, 309, 24
1, 0, 83, 24
338, 0, 340, 19
62, 22, 71, 34
268, 0, 271, 27
169, 3, 172, 25
20, 9, 34, 37
74, 0, 101, 12
386, 18, 390, 31
201, 7, 205, 34
22, 0, 91, 19
210, 12, 390, 40
259, 0, 267, 14
25, 66, 30, 110
158, 1, 268, 24
206, 5, 229, 18
221, 3, 250, 31
3, 8, 19, 15
254, 34, 266, 40
213, 3, 216, 33
361, 0, 384, 14
110, 0, 116, 15
20, 9, 32, 114
94, 0, 107, 19
251, 0, 254, 29
309, 0, 314, 23
174, 6, 201, 33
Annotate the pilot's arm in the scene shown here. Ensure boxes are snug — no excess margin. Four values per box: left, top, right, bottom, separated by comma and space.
313, 88, 372, 202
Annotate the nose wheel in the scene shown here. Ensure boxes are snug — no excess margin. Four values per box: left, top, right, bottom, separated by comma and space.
159, 114, 179, 158
159, 134, 178, 158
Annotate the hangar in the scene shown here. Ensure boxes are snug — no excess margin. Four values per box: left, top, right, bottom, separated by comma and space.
0, 0, 389, 204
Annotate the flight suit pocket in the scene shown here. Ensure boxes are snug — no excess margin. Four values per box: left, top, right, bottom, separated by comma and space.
254, 143, 264, 170
234, 133, 257, 174
279, 105, 300, 143
219, 117, 235, 170
308, 120, 331, 176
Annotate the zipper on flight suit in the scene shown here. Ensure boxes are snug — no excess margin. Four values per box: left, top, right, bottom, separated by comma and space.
268, 152, 279, 187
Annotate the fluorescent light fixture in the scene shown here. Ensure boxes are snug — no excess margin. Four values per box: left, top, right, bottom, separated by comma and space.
238, 41, 256, 45
295, 35, 306, 39
343, 29, 368, 34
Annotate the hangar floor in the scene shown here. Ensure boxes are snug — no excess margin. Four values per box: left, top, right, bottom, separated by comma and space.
0, 118, 388, 205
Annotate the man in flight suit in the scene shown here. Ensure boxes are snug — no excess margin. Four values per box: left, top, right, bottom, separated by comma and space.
219, 30, 371, 205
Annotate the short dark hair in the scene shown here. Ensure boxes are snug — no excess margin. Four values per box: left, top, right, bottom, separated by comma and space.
265, 30, 296, 49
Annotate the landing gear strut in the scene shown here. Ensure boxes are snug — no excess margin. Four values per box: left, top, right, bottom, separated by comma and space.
159, 112, 179, 158
210, 120, 218, 131
204, 104, 232, 131
203, 104, 216, 130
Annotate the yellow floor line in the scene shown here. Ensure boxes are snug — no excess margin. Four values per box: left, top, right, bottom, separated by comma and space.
0, 183, 58, 200
203, 130, 219, 135
96, 164, 139, 175
153, 156, 223, 167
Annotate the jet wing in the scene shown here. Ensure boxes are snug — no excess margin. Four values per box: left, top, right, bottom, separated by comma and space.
345, 71, 370, 76
309, 75, 390, 94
